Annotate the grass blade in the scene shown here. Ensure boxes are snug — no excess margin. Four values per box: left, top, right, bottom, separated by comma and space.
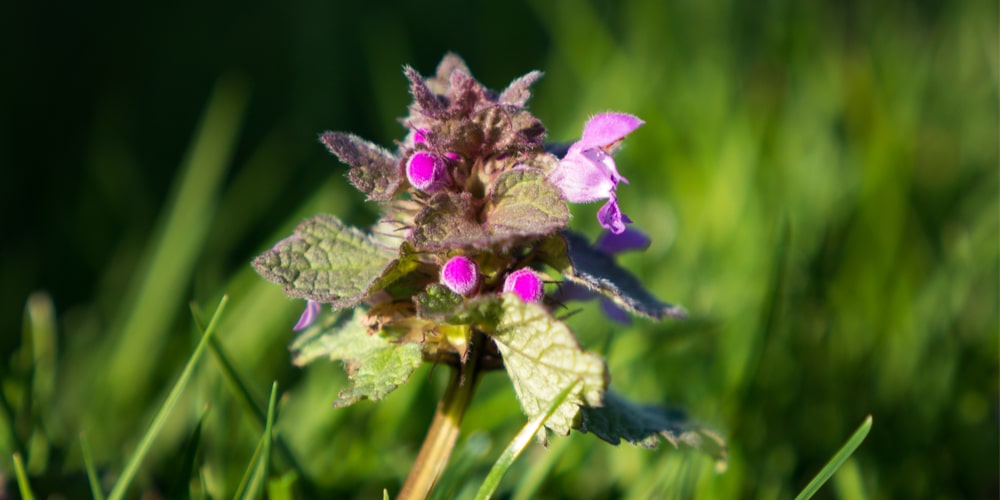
12, 453, 36, 500
242, 381, 279, 500
795, 415, 873, 500
80, 433, 106, 500
473, 379, 580, 500
106, 295, 229, 500
191, 303, 316, 495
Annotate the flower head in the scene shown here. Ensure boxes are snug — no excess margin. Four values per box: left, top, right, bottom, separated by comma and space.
406, 151, 450, 193
503, 268, 545, 303
547, 113, 644, 234
440, 255, 480, 296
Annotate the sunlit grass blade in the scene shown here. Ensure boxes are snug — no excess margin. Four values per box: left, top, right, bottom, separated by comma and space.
80, 433, 106, 500
473, 379, 580, 500
795, 415, 873, 500
106, 295, 229, 500
191, 303, 316, 495
242, 381, 279, 500
12, 453, 35, 500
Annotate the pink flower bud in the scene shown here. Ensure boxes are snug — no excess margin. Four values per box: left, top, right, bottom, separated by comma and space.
406, 151, 449, 193
503, 268, 544, 303
440, 255, 479, 296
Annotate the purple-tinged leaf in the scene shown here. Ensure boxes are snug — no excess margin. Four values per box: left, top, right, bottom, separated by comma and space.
557, 232, 686, 320
498, 70, 543, 107
319, 132, 402, 200
485, 169, 569, 241
404, 65, 446, 117
408, 192, 489, 250
579, 391, 728, 470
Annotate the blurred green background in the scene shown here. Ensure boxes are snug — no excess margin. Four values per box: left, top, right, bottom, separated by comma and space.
2, 0, 997, 498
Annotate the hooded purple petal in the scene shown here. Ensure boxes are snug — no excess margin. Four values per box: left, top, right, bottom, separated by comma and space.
572, 113, 645, 152
547, 148, 619, 203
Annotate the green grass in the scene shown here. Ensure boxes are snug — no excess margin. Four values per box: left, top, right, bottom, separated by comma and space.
2, 0, 996, 498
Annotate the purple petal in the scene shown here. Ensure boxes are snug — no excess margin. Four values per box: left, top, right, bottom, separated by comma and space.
575, 113, 644, 151
596, 226, 651, 255
547, 149, 618, 203
597, 196, 629, 234
293, 300, 322, 331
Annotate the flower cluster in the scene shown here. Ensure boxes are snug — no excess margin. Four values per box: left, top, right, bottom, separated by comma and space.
253, 54, 701, 451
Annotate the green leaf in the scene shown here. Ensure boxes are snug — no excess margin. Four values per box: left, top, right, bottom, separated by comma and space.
290, 309, 424, 407
488, 295, 608, 440
578, 391, 728, 471
408, 170, 568, 251
485, 169, 568, 240
319, 132, 402, 200
416, 284, 464, 318
253, 214, 406, 308
561, 232, 686, 320
795, 415, 873, 500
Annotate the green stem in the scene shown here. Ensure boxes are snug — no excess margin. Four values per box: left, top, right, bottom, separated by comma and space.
398, 333, 483, 500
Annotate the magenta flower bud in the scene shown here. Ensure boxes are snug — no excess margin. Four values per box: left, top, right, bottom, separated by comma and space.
440, 255, 479, 296
406, 151, 449, 193
503, 268, 545, 303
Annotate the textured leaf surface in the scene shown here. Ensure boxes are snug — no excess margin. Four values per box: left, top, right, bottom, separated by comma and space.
561, 232, 686, 320
498, 70, 543, 107
319, 132, 401, 200
415, 284, 464, 318
408, 171, 568, 251
291, 309, 423, 407
489, 295, 608, 439
486, 169, 568, 240
253, 214, 402, 308
408, 192, 488, 250
579, 391, 728, 470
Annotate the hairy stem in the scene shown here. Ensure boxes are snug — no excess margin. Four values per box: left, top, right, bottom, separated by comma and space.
398, 332, 484, 500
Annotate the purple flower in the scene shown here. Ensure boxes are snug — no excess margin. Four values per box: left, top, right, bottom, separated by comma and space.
406, 151, 450, 193
440, 255, 480, 296
294, 300, 322, 331
547, 112, 644, 234
555, 227, 650, 324
503, 268, 545, 303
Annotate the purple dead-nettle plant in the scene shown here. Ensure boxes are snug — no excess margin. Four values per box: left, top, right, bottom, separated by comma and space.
253, 53, 727, 497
